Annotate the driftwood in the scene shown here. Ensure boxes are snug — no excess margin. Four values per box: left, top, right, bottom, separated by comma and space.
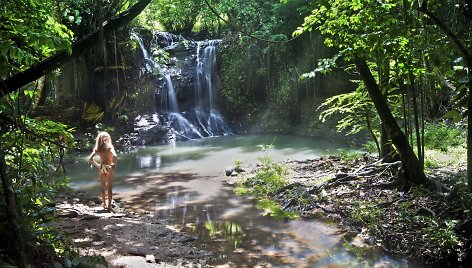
307, 161, 402, 194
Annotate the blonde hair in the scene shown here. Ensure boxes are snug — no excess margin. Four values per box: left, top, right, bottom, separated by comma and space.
93, 131, 114, 152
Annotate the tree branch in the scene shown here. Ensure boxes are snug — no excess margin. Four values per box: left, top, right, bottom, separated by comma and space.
0, 0, 152, 96
418, 4, 472, 65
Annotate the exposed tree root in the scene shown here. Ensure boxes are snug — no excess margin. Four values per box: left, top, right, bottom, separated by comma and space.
244, 156, 470, 266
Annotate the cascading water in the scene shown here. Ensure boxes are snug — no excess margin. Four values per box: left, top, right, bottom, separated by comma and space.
193, 40, 232, 137
162, 75, 179, 113
132, 30, 231, 144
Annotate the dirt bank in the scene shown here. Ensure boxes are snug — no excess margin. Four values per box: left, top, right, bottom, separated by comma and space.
53, 191, 211, 268
236, 155, 470, 266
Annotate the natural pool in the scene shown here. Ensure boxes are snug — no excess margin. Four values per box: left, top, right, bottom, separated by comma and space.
66, 134, 422, 267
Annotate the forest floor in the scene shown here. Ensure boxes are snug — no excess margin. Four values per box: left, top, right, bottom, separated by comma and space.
53, 191, 212, 268
237, 155, 471, 266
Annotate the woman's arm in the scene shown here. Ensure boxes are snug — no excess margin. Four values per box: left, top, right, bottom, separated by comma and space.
88, 150, 100, 169
111, 148, 117, 169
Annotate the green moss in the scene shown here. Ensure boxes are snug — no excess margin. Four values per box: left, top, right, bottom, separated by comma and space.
256, 198, 299, 220
235, 151, 299, 220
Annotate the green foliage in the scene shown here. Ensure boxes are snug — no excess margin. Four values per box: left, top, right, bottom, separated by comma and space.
82, 102, 104, 123
423, 122, 466, 152
291, 0, 471, 169
0, 113, 77, 265
60, 0, 131, 38
244, 158, 287, 196
395, 198, 460, 253
423, 218, 459, 248
337, 149, 364, 161
204, 221, 244, 248
138, 0, 203, 32
220, 38, 264, 119
234, 159, 242, 169
362, 141, 378, 154
0, 86, 103, 265
421, 121, 466, 168
217, 0, 317, 128
350, 200, 384, 233
319, 84, 377, 135
0, 0, 73, 76
300, 55, 340, 79
256, 198, 299, 220
235, 145, 300, 219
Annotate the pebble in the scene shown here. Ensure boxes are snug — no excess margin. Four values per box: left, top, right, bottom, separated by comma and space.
145, 254, 156, 263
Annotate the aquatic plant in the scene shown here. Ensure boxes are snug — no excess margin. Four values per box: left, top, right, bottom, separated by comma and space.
235, 144, 299, 220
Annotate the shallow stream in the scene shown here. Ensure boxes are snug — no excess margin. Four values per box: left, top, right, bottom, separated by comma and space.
67, 134, 421, 267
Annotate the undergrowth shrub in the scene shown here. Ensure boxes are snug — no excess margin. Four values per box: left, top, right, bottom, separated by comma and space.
424, 122, 465, 152
235, 145, 298, 219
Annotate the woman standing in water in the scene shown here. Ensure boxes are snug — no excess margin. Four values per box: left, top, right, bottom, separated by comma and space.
89, 132, 117, 212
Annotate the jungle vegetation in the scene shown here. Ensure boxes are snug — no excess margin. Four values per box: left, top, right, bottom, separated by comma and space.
0, 0, 470, 266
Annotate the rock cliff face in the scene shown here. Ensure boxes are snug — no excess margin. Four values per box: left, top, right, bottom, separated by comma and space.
130, 29, 231, 145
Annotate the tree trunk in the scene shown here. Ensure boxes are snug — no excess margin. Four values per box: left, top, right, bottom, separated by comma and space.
418, 3, 472, 192
354, 56, 430, 186
409, 73, 423, 168
0, 151, 27, 267
379, 122, 394, 161
0, 0, 152, 96
468, 74, 472, 192
365, 109, 381, 156
377, 56, 395, 162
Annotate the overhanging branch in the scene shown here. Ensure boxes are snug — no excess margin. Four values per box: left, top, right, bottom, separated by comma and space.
0, 0, 151, 97
418, 3, 472, 66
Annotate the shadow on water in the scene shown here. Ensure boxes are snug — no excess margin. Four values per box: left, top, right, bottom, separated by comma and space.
67, 135, 422, 267
112, 170, 344, 267
109, 170, 418, 267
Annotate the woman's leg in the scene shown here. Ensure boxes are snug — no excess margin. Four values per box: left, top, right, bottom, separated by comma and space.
107, 170, 115, 212
99, 172, 107, 209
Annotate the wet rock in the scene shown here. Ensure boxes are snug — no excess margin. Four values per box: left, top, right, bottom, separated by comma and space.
56, 209, 79, 218
225, 167, 234, 176
137, 124, 169, 145
82, 215, 100, 221
225, 166, 245, 176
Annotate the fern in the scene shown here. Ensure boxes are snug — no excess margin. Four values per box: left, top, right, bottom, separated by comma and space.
81, 102, 104, 123
318, 84, 377, 135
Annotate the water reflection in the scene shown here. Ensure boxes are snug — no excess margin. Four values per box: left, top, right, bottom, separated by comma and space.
66, 135, 422, 267
137, 155, 162, 169
204, 221, 244, 249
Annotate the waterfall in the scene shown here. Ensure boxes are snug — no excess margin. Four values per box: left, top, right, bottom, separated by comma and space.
163, 75, 179, 113
131, 32, 157, 72
132, 30, 232, 143
195, 40, 218, 110
193, 40, 232, 137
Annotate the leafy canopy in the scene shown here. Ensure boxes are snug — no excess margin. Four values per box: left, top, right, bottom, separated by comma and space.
0, 0, 73, 77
